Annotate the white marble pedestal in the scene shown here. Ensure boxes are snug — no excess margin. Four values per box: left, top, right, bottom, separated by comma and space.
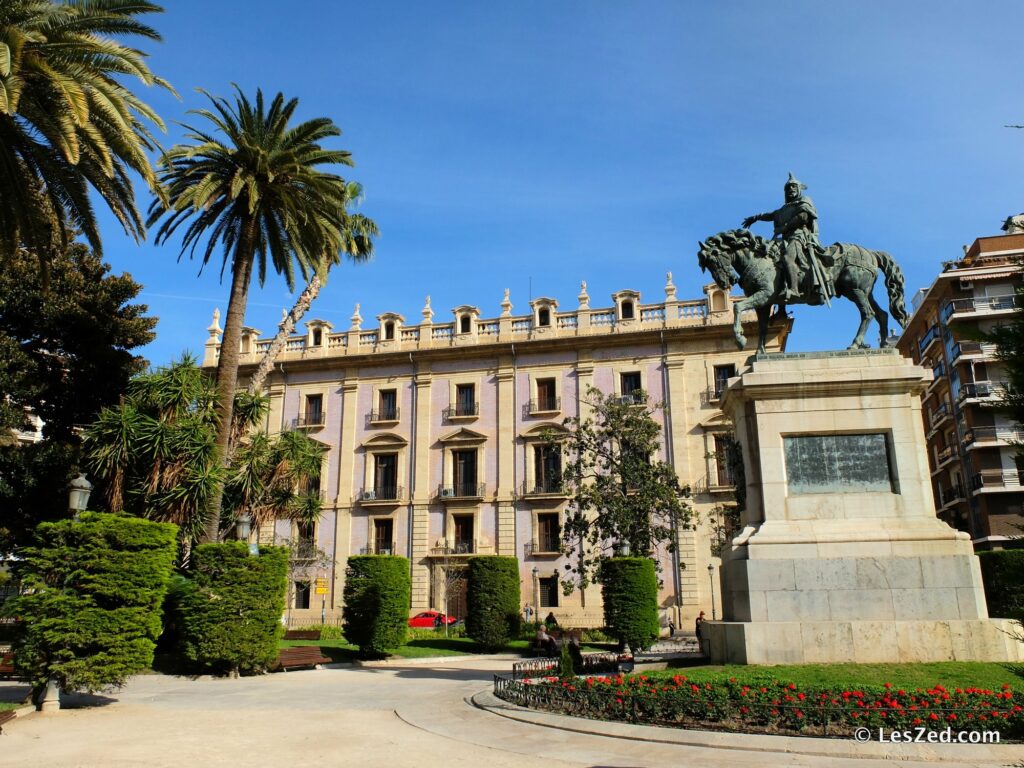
705, 350, 1024, 664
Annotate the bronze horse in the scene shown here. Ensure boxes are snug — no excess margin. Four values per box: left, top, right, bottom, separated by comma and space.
697, 229, 908, 354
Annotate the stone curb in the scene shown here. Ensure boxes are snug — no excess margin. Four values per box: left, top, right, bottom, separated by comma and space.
470, 689, 1020, 764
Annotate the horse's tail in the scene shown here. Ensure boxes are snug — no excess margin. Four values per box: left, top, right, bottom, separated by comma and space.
875, 249, 909, 328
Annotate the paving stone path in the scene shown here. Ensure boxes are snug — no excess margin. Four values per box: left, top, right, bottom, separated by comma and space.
0, 659, 1012, 767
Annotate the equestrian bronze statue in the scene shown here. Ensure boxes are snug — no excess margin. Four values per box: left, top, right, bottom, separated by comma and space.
697, 174, 908, 354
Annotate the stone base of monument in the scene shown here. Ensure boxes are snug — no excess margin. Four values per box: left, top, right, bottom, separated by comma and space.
705, 349, 1024, 665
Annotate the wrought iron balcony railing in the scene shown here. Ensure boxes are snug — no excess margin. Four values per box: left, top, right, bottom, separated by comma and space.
524, 539, 561, 558
521, 479, 566, 496
437, 483, 486, 499
358, 486, 403, 502
527, 397, 561, 413
430, 540, 476, 555
293, 413, 325, 428
964, 426, 1024, 445
918, 325, 941, 354
367, 407, 400, 423
443, 402, 479, 419
360, 541, 396, 555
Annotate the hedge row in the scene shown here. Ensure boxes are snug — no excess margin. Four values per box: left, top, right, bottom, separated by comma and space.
172, 542, 288, 675
343, 555, 410, 657
978, 550, 1024, 620
600, 557, 659, 651
466, 556, 521, 651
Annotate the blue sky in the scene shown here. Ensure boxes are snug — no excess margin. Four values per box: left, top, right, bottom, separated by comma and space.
92, 1, 1024, 364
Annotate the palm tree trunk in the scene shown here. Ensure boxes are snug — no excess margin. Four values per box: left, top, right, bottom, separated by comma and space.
246, 274, 322, 396
203, 227, 257, 544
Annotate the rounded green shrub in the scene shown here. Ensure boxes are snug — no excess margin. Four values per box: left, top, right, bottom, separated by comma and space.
600, 557, 659, 651
978, 549, 1024, 620
466, 556, 521, 651
7, 512, 178, 697
175, 542, 288, 675
342, 555, 410, 657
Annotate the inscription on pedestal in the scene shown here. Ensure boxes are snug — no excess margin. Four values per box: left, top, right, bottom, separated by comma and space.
784, 433, 895, 494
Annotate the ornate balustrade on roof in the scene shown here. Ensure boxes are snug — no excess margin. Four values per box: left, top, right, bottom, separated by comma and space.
204, 283, 750, 366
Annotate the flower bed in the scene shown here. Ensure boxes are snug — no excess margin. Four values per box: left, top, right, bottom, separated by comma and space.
494, 672, 1023, 740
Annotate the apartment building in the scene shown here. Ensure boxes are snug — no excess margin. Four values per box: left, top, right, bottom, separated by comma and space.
897, 230, 1024, 548
202, 276, 790, 627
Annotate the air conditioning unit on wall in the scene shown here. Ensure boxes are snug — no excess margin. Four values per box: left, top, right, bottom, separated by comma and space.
361, 490, 377, 501
440, 488, 455, 498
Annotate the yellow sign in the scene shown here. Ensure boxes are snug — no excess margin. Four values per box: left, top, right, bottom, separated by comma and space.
315, 577, 328, 595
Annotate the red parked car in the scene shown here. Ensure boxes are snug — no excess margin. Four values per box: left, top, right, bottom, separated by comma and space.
408, 610, 457, 628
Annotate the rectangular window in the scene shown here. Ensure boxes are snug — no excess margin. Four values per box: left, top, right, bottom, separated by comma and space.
296, 521, 315, 548
378, 389, 398, 420
533, 445, 562, 493
713, 364, 736, 399
784, 433, 896, 494
536, 513, 560, 553
294, 581, 311, 610
374, 453, 398, 497
373, 518, 394, 555
713, 435, 734, 487
453, 514, 474, 553
456, 383, 476, 416
536, 378, 557, 411
311, 328, 322, 346
620, 372, 642, 399
452, 449, 478, 494
539, 576, 559, 608
304, 474, 321, 497
304, 394, 323, 426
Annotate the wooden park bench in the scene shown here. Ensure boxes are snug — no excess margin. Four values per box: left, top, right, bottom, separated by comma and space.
0, 710, 16, 733
283, 629, 321, 641
0, 651, 16, 678
273, 645, 332, 672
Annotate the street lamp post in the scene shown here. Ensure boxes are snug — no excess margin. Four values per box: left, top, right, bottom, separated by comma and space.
67, 473, 93, 521
707, 563, 717, 620
532, 566, 539, 621
235, 515, 258, 556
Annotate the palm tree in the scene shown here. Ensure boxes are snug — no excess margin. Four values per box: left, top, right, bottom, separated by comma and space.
0, 0, 172, 261
147, 87, 371, 543
246, 181, 377, 396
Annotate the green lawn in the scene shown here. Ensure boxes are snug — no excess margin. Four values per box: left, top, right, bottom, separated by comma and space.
648, 661, 1024, 691
0, 701, 20, 712
280, 635, 607, 661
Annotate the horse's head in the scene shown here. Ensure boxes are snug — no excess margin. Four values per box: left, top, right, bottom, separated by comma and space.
697, 229, 767, 290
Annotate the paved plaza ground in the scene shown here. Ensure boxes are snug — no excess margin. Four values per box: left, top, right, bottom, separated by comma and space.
0, 659, 1017, 768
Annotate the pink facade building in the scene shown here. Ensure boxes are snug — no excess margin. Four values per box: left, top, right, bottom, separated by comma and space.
203, 276, 790, 628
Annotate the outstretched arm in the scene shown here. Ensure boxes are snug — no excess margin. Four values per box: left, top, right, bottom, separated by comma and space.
742, 212, 769, 229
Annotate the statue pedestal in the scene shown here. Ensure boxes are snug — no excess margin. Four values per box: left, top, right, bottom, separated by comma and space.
706, 350, 1024, 664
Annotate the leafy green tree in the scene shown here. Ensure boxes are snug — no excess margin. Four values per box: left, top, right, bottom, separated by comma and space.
0, 242, 155, 554
83, 357, 322, 548
0, 0, 172, 262
6, 512, 178, 704
556, 386, 692, 590
147, 88, 374, 542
